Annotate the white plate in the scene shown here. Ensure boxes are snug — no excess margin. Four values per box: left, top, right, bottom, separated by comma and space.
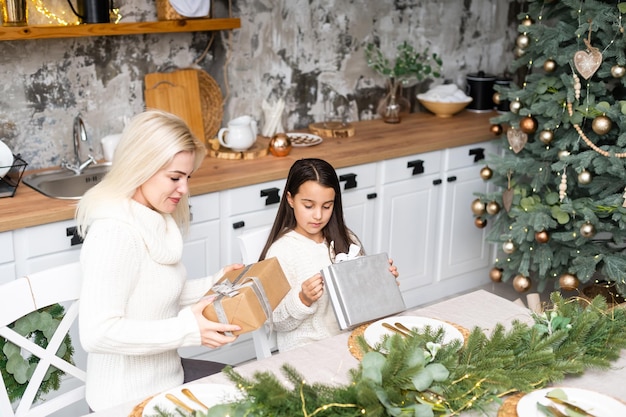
517, 387, 626, 417
0, 140, 13, 179
142, 383, 242, 416
364, 316, 464, 348
287, 132, 323, 147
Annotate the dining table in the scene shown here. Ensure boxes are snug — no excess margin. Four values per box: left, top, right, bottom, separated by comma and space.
83, 289, 626, 417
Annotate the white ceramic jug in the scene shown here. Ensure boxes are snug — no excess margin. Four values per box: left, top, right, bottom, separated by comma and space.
218, 115, 258, 152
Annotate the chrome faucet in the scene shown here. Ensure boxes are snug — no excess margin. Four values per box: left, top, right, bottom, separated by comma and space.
61, 115, 97, 174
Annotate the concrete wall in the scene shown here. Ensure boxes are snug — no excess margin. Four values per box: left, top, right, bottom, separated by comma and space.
0, 0, 518, 169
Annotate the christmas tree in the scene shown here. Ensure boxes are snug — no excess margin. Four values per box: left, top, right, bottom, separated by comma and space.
476, 0, 626, 298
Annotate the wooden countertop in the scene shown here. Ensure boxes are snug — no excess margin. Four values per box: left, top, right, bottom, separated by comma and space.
0, 111, 496, 232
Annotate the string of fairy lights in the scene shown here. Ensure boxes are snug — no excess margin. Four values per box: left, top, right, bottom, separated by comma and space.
27, 0, 121, 25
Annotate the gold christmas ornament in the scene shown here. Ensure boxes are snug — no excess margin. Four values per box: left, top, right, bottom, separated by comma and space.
489, 267, 503, 283
474, 217, 487, 228
534, 230, 550, 244
269, 133, 292, 157
559, 273, 580, 291
486, 201, 501, 215
509, 100, 522, 114
502, 240, 516, 254
580, 222, 596, 238
516, 33, 530, 49
577, 169, 592, 185
521, 16, 533, 26
492, 92, 501, 105
514, 46, 526, 58
519, 115, 538, 134
480, 166, 493, 180
591, 115, 612, 135
543, 58, 557, 73
471, 198, 486, 215
558, 150, 570, 160
490, 124, 503, 135
507, 127, 528, 153
513, 274, 531, 293
611, 65, 626, 78
539, 129, 554, 144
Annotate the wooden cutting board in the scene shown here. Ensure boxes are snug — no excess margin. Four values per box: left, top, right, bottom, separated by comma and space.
144, 69, 206, 143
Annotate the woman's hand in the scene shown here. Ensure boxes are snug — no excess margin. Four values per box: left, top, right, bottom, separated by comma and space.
192, 296, 241, 348
299, 273, 324, 307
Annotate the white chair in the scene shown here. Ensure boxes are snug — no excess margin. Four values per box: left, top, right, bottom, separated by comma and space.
0, 262, 86, 417
236, 226, 278, 359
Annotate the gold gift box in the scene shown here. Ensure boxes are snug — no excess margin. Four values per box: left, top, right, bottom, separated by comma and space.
202, 257, 291, 335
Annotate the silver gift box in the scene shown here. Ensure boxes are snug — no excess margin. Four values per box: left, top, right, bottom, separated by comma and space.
321, 252, 406, 330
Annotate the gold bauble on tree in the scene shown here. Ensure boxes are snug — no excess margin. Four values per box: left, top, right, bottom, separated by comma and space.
519, 115, 538, 134
516, 33, 530, 49
474, 217, 487, 228
580, 222, 596, 238
480, 166, 493, 180
513, 274, 531, 293
539, 129, 554, 144
611, 65, 626, 78
543, 58, 557, 73
591, 115, 612, 135
514, 46, 526, 58
510, 100, 522, 114
489, 267, 503, 283
559, 273, 580, 291
521, 16, 533, 26
492, 92, 501, 105
577, 169, 592, 185
535, 230, 550, 243
486, 201, 501, 215
490, 124, 503, 135
471, 198, 486, 215
502, 240, 516, 254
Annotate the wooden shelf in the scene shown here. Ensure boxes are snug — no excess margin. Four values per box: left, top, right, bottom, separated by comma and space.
0, 18, 241, 41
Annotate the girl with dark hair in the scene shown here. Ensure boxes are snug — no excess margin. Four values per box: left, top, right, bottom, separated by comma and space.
259, 158, 398, 352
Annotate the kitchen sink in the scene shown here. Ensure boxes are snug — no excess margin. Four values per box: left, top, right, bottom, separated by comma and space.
22, 163, 111, 199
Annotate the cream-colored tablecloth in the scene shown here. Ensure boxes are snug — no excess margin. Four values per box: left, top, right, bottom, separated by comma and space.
84, 290, 626, 416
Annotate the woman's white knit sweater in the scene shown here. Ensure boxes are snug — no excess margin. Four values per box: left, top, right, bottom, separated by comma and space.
78, 199, 221, 411
267, 231, 340, 352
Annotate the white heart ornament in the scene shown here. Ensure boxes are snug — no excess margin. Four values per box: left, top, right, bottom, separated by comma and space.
574, 49, 602, 80
507, 128, 528, 154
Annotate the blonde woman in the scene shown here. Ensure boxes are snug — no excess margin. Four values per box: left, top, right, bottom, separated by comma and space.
76, 110, 243, 411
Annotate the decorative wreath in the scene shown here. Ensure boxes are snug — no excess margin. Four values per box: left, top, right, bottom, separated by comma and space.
0, 304, 74, 403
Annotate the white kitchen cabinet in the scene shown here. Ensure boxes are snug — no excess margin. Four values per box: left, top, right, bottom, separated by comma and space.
377, 141, 497, 309
13, 219, 81, 277
220, 178, 286, 265
183, 192, 221, 279
0, 231, 15, 284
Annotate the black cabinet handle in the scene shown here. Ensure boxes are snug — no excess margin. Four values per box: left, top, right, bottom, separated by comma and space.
367, 192, 377, 199
407, 159, 424, 175
447, 176, 457, 183
339, 173, 357, 190
260, 187, 280, 205
232, 221, 245, 229
433, 179, 442, 186
469, 147, 485, 162
66, 226, 83, 246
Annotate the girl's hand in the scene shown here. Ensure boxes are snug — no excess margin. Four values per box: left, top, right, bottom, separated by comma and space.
192, 296, 240, 348
388, 258, 400, 284
299, 273, 324, 307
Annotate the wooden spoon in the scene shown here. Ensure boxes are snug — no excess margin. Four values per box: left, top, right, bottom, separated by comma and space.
165, 393, 194, 413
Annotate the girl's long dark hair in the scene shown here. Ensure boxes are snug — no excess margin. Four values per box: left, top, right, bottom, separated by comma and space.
259, 158, 355, 260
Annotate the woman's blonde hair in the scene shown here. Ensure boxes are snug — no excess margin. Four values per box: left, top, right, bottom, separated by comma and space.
75, 109, 206, 237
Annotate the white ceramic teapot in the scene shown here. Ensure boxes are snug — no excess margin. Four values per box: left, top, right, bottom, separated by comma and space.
217, 115, 258, 152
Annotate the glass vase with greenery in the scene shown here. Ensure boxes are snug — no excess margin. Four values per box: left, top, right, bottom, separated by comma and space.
365, 40, 443, 122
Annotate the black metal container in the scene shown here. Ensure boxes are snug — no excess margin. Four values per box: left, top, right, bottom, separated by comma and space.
466, 71, 496, 112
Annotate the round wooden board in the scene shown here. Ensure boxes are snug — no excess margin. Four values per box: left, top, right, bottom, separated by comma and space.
207, 136, 270, 160
308, 122, 355, 138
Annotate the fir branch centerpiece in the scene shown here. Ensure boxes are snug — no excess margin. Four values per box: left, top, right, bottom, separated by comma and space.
144, 293, 626, 417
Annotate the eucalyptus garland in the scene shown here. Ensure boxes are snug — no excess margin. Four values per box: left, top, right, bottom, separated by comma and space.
0, 304, 74, 403
146, 293, 626, 417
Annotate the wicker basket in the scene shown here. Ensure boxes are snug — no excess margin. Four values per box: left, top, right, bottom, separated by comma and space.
156, 0, 210, 20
